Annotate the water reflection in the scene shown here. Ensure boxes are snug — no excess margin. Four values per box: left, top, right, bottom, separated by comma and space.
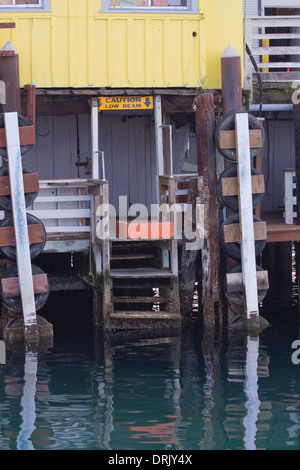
1, 318, 300, 450
243, 336, 260, 450
17, 350, 38, 450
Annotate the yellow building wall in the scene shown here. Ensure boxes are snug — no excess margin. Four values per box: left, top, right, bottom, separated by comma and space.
0, 0, 243, 90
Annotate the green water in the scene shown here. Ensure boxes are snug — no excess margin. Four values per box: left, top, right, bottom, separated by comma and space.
0, 293, 300, 451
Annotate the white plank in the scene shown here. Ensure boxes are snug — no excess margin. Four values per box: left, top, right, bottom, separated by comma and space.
248, 15, 300, 27
235, 113, 259, 318
253, 33, 300, 40
252, 46, 300, 56
43, 226, 90, 233
27, 209, 91, 219
35, 195, 91, 203
257, 61, 300, 69
4, 112, 38, 338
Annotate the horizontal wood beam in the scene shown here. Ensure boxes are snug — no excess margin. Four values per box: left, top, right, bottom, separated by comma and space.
221, 174, 265, 196
0, 224, 44, 247
0, 172, 39, 196
1, 273, 48, 298
0, 125, 35, 147
226, 270, 269, 293
219, 129, 263, 150
224, 221, 267, 243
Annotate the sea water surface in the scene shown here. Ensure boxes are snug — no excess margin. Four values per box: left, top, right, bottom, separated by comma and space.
0, 291, 300, 451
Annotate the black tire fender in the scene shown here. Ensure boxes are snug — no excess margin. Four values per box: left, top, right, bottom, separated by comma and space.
0, 264, 49, 314
0, 113, 33, 159
219, 213, 267, 261
0, 213, 46, 261
215, 111, 265, 162
225, 262, 268, 305
217, 164, 264, 211
0, 164, 38, 211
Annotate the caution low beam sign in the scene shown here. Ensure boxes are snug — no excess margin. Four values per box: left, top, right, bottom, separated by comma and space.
98, 96, 154, 114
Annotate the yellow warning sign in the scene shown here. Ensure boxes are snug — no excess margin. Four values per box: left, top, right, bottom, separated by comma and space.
99, 96, 154, 112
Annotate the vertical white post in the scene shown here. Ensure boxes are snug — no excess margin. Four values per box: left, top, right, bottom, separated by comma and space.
154, 95, 164, 214
91, 98, 99, 180
284, 169, 296, 225
235, 113, 259, 318
4, 112, 38, 342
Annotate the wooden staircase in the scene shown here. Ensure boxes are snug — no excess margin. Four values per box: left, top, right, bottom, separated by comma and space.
104, 240, 181, 330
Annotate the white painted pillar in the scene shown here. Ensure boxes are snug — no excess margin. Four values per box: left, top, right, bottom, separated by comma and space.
235, 112, 259, 318
154, 95, 164, 214
4, 112, 38, 342
90, 98, 99, 180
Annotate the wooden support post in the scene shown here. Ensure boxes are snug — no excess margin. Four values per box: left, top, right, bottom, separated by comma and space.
0, 42, 21, 114
254, 118, 264, 219
168, 177, 178, 277
294, 104, 300, 226
235, 113, 259, 320
196, 93, 219, 327
221, 46, 243, 117
179, 178, 200, 320
24, 85, 36, 127
92, 180, 112, 327
293, 103, 300, 311
101, 181, 111, 315
4, 112, 38, 343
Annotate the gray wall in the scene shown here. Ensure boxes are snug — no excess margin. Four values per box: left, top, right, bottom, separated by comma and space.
261, 113, 295, 212
24, 114, 158, 212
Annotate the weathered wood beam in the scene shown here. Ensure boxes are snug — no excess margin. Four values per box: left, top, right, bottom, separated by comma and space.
196, 93, 219, 327
0, 42, 21, 114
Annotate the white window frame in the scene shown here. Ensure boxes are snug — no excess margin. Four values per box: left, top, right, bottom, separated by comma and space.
0, 0, 51, 12
101, 0, 197, 14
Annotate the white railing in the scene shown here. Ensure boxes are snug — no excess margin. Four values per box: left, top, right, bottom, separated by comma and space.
27, 179, 98, 253
245, 15, 300, 88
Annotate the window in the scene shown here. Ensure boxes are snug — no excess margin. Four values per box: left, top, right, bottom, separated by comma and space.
102, 0, 197, 13
0, 0, 50, 11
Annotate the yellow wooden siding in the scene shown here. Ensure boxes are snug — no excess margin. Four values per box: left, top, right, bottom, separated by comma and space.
0, 0, 243, 90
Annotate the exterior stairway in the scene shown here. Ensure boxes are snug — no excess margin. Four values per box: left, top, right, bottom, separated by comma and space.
106, 240, 181, 330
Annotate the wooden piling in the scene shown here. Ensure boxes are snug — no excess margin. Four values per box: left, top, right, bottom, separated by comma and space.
195, 93, 219, 327
0, 42, 21, 114
293, 103, 300, 310
220, 46, 243, 324
221, 46, 243, 116
179, 178, 200, 320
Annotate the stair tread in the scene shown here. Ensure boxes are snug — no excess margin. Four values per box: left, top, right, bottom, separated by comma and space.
111, 268, 175, 279
112, 296, 168, 303
110, 311, 181, 320
111, 254, 155, 261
